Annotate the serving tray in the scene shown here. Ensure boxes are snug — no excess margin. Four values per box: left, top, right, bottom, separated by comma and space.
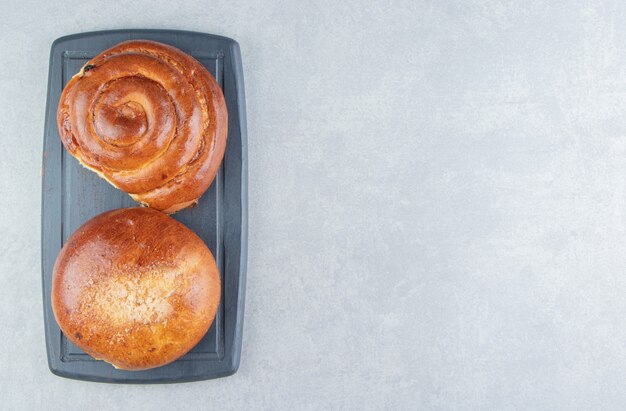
41, 30, 247, 383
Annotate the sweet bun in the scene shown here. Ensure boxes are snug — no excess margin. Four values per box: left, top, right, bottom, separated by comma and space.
57, 40, 228, 213
51, 207, 221, 370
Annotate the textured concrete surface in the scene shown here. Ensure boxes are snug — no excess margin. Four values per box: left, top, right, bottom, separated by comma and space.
1, 1, 625, 410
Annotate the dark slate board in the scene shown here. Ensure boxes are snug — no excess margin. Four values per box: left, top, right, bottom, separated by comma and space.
41, 30, 247, 383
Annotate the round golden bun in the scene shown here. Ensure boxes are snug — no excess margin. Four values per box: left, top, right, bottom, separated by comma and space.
57, 40, 228, 214
51, 207, 221, 370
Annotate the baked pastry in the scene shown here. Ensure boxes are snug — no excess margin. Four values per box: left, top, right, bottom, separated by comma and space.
51, 207, 221, 370
57, 40, 228, 213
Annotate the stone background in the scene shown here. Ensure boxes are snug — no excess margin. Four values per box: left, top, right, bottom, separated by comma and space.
1, 1, 624, 409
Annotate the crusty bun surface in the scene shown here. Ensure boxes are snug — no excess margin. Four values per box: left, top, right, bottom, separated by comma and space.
57, 40, 228, 214
51, 207, 221, 370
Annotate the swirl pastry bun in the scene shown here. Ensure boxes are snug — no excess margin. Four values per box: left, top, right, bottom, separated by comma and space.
57, 40, 228, 213
51, 208, 221, 370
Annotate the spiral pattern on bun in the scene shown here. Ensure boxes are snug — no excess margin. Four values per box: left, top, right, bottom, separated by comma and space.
57, 40, 228, 213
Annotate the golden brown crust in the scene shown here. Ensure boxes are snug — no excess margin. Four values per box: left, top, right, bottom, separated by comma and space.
57, 40, 228, 214
51, 208, 221, 370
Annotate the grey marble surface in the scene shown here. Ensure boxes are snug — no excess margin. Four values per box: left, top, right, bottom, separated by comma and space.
1, 1, 625, 410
